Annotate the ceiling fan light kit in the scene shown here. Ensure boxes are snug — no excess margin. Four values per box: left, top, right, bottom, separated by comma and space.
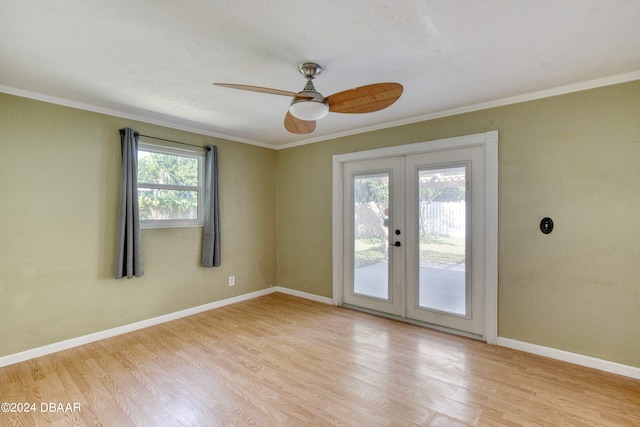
213, 62, 403, 134
289, 98, 329, 121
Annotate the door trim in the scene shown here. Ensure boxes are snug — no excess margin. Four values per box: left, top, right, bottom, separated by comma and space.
332, 130, 499, 343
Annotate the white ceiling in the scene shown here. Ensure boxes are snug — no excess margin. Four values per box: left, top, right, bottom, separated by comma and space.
1, 1, 640, 149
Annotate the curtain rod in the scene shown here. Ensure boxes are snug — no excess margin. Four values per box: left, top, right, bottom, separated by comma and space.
138, 134, 208, 150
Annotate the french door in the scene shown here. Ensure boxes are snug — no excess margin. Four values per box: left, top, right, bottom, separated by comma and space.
342, 157, 405, 316
340, 142, 490, 337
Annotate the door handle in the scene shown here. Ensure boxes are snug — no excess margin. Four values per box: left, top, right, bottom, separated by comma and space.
390, 241, 401, 247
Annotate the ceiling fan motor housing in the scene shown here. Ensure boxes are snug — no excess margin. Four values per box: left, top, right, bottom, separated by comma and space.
289, 66, 330, 120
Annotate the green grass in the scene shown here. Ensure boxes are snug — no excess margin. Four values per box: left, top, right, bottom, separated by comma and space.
353, 235, 465, 268
354, 238, 387, 268
419, 235, 465, 265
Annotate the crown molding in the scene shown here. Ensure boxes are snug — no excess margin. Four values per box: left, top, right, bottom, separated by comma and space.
0, 85, 277, 149
275, 70, 640, 150
3, 70, 639, 151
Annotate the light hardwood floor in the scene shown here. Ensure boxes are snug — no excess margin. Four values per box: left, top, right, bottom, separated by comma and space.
1, 293, 638, 426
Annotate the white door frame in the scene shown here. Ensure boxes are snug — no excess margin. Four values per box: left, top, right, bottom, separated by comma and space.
332, 130, 499, 344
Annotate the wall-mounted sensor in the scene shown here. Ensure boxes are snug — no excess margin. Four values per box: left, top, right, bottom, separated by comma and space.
540, 217, 553, 234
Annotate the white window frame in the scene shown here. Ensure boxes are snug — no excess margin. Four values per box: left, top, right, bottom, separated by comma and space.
137, 141, 204, 229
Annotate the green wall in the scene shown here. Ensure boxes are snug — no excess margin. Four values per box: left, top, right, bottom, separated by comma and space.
276, 80, 640, 367
0, 93, 276, 357
2, 80, 639, 369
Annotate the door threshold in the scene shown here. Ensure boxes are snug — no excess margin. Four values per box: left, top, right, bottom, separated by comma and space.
340, 304, 484, 341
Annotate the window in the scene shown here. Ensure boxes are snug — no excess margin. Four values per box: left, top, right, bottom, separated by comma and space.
137, 141, 204, 228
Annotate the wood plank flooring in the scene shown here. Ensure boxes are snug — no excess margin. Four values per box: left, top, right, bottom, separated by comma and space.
1, 293, 638, 426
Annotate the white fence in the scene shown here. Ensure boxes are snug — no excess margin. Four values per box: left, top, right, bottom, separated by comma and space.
419, 201, 465, 238
355, 201, 465, 239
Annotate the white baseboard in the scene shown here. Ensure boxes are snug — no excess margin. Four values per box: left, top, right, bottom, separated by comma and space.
0, 287, 276, 369
497, 337, 640, 380
274, 286, 334, 305
275, 290, 640, 380
3, 288, 638, 381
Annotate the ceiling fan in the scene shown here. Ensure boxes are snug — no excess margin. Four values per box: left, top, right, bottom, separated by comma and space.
214, 62, 403, 134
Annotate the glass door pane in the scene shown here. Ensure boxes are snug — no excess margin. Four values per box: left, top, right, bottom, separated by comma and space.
418, 166, 467, 315
353, 172, 390, 300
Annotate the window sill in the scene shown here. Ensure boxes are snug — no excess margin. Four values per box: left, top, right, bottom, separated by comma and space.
141, 221, 203, 229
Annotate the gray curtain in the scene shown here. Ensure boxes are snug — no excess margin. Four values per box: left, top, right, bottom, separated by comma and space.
201, 145, 221, 267
115, 128, 144, 278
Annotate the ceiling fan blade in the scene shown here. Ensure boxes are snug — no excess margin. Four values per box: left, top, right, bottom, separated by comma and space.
327, 82, 403, 114
213, 83, 314, 99
284, 111, 316, 134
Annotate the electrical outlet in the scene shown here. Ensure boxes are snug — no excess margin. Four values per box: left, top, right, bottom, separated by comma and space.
228, 275, 235, 286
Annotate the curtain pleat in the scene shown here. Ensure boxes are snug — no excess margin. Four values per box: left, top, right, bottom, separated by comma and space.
201, 145, 221, 267
115, 128, 144, 278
